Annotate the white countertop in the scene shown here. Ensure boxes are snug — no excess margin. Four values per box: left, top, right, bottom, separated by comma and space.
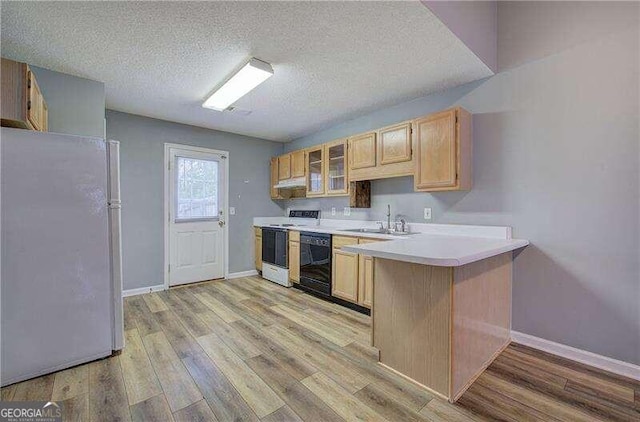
342, 234, 529, 267
253, 217, 528, 266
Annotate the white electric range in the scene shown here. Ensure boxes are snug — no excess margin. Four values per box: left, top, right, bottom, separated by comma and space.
260, 210, 320, 287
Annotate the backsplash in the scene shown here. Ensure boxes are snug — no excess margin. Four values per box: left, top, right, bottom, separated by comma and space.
284, 176, 470, 225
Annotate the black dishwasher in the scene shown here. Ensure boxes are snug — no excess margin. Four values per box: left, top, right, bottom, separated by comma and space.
298, 232, 332, 297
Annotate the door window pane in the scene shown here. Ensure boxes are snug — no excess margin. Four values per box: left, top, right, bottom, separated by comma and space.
175, 157, 218, 220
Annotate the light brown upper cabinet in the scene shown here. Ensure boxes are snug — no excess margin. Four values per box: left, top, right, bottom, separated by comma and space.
379, 122, 412, 165
278, 153, 291, 180
413, 107, 472, 192
349, 121, 413, 181
290, 149, 305, 178
349, 132, 376, 170
270, 157, 283, 200
1, 58, 48, 132
306, 146, 325, 197
324, 138, 348, 196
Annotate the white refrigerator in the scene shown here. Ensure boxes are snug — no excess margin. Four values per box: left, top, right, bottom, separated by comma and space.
1, 127, 124, 386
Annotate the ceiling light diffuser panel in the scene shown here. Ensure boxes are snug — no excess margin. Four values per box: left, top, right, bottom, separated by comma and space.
203, 58, 274, 111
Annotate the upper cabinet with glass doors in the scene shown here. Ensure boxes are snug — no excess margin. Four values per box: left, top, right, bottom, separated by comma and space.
306, 146, 324, 196
324, 138, 348, 196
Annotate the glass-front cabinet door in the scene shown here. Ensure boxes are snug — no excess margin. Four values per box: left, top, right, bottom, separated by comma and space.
306, 146, 324, 196
325, 139, 348, 195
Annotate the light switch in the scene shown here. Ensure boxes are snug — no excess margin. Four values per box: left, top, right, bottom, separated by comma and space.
424, 207, 432, 220
343, 207, 351, 216
229, 207, 236, 215
331, 207, 336, 216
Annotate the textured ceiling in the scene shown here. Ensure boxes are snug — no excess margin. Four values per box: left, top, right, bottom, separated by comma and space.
1, 1, 492, 141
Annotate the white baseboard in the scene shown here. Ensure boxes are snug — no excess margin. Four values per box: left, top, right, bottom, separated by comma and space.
123, 284, 165, 297
511, 331, 640, 381
227, 270, 258, 279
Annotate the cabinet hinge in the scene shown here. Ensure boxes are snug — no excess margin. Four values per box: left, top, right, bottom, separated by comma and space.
455, 115, 458, 124
27, 100, 31, 111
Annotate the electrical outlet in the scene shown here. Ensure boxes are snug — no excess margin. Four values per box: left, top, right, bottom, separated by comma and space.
424, 207, 432, 220
331, 207, 336, 216
229, 207, 236, 215
343, 207, 351, 216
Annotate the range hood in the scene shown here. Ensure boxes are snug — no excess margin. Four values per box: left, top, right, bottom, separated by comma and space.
274, 177, 306, 189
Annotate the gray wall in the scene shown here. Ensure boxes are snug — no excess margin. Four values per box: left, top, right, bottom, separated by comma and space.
284, 4, 639, 365
30, 66, 105, 138
105, 111, 284, 291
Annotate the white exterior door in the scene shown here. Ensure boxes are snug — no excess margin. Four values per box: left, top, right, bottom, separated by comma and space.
168, 147, 226, 286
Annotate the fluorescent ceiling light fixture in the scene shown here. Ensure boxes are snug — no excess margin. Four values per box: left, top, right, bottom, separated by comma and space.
202, 58, 273, 111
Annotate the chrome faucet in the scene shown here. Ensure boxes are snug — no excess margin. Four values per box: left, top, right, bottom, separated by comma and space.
386, 204, 391, 230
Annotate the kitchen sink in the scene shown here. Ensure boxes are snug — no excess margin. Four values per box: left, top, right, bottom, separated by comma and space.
342, 228, 411, 236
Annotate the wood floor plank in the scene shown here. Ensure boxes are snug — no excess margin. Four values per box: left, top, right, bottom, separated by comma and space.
421, 399, 486, 422
245, 354, 343, 422
52, 364, 88, 401
12, 373, 55, 401
271, 304, 353, 347
171, 288, 210, 314
88, 356, 131, 422
354, 383, 431, 422
124, 298, 138, 331
159, 291, 212, 337
209, 280, 251, 302
1, 384, 17, 401
477, 372, 604, 422
142, 331, 203, 412
487, 360, 640, 421
266, 323, 371, 393
504, 347, 636, 404
301, 372, 386, 422
59, 392, 89, 422
193, 291, 242, 323
173, 400, 219, 422
143, 292, 169, 313
155, 310, 205, 359
343, 340, 379, 362
198, 309, 263, 360
196, 334, 284, 418
128, 296, 162, 336
120, 329, 162, 405
261, 405, 303, 422
130, 394, 174, 422
231, 318, 317, 380
182, 352, 258, 422
460, 383, 551, 422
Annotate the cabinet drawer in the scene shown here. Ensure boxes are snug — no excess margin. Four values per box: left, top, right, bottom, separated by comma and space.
289, 231, 300, 242
333, 235, 358, 250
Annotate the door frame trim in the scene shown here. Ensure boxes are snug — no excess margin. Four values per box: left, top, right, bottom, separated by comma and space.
163, 142, 230, 290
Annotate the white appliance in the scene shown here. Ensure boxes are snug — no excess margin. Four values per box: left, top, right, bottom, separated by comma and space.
1, 128, 124, 386
260, 210, 320, 288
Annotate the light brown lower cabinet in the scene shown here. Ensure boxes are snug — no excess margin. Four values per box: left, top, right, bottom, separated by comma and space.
254, 227, 262, 272
289, 240, 300, 283
332, 236, 386, 308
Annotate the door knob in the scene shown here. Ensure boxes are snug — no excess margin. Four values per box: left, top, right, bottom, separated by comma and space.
218, 220, 226, 227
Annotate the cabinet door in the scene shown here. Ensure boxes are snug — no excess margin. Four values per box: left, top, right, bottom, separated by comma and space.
255, 229, 262, 271
325, 139, 348, 195
332, 249, 359, 303
278, 154, 291, 180
414, 109, 457, 190
289, 241, 300, 283
26, 70, 43, 131
349, 132, 376, 170
378, 122, 412, 165
270, 157, 282, 199
306, 147, 325, 196
290, 150, 305, 178
358, 254, 373, 309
